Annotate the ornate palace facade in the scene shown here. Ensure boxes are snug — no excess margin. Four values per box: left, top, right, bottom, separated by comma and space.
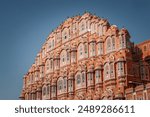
20, 12, 150, 100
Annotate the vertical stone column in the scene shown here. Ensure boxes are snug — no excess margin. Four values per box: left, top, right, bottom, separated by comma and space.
93, 64, 103, 100
116, 58, 126, 99
36, 86, 42, 100
54, 54, 60, 70
67, 72, 74, 99
86, 64, 95, 99
51, 79, 57, 100
71, 46, 77, 63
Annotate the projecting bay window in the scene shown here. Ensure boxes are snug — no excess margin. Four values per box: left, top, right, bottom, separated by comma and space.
63, 78, 67, 93
40, 66, 44, 78
87, 72, 94, 86
110, 63, 115, 78
104, 63, 110, 81
117, 62, 124, 77
35, 71, 39, 81
99, 24, 103, 36
60, 50, 67, 67
46, 60, 49, 73
95, 70, 101, 84
54, 58, 60, 70
82, 72, 86, 88
84, 43, 88, 58
51, 85, 56, 98
57, 80, 63, 94
79, 22, 86, 34
106, 37, 111, 53
119, 34, 126, 49
63, 32, 67, 40
75, 73, 81, 90
50, 59, 53, 72
72, 23, 76, 34
81, 23, 85, 31
112, 37, 115, 51
97, 42, 103, 55
52, 40, 55, 48
66, 51, 70, 64
78, 43, 84, 60
57, 77, 67, 95
82, 72, 85, 83
42, 87, 46, 97
68, 80, 73, 92
71, 51, 76, 63
47, 85, 50, 96
90, 42, 96, 57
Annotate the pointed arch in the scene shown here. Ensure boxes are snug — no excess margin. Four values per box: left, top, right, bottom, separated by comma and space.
60, 49, 67, 67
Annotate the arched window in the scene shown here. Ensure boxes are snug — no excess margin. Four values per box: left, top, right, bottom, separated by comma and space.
72, 23, 76, 34
52, 40, 54, 48
90, 42, 95, 57
63, 32, 67, 40
75, 72, 82, 90
104, 63, 109, 80
106, 37, 111, 53
57, 77, 67, 95
79, 21, 86, 34
110, 63, 114, 77
84, 43, 88, 54
95, 70, 100, 83
42, 86, 46, 96
97, 42, 103, 55
77, 74, 81, 84
50, 59, 53, 70
99, 24, 103, 36
88, 73, 93, 81
46, 59, 49, 71
48, 41, 51, 49
119, 34, 126, 49
81, 23, 85, 31
68, 80, 73, 92
112, 36, 115, 50
67, 51, 70, 61
57, 78, 63, 94
60, 50, 67, 67
117, 62, 124, 76
78, 43, 84, 60
47, 85, 50, 95
91, 23, 95, 33
51, 85, 56, 98
62, 28, 69, 41
63, 77, 67, 90
82, 72, 85, 83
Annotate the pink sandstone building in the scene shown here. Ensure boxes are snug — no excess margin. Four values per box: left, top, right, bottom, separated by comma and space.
19, 12, 150, 100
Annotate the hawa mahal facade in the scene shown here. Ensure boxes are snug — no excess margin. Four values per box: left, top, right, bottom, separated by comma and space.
20, 12, 150, 100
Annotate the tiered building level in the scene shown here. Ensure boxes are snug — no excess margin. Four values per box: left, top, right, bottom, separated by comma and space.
20, 12, 150, 100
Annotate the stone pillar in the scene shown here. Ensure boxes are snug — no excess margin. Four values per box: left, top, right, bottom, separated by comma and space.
51, 79, 57, 100
36, 86, 42, 100
67, 72, 74, 99
71, 47, 77, 63
54, 55, 60, 70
